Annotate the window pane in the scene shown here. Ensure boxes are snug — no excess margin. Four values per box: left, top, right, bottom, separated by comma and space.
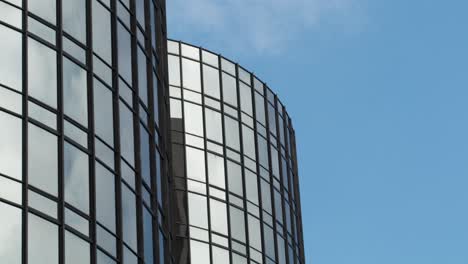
0, 176, 22, 204
143, 208, 154, 264
184, 102, 203, 136
190, 240, 210, 264
29, 124, 58, 196
207, 153, 224, 189
29, 0, 56, 24
245, 169, 258, 204
0, 112, 22, 180
222, 73, 237, 107
122, 184, 137, 251
186, 147, 205, 182
92, 0, 112, 63
212, 246, 229, 264
261, 179, 272, 213
242, 125, 255, 159
239, 82, 252, 114
188, 193, 208, 228
203, 65, 220, 99
224, 116, 239, 150
168, 55, 180, 86
205, 109, 222, 143
230, 206, 245, 242
137, 47, 148, 105
210, 199, 227, 234
255, 93, 265, 125
62, 0, 86, 43
117, 23, 132, 83
0, 202, 21, 264
140, 125, 150, 185
182, 58, 201, 92
64, 142, 89, 213
28, 38, 57, 108
263, 224, 275, 259
0, 25, 22, 91
94, 80, 114, 145
248, 216, 262, 250
65, 231, 90, 264
227, 161, 243, 197
119, 102, 134, 166
63, 57, 88, 126
29, 213, 58, 264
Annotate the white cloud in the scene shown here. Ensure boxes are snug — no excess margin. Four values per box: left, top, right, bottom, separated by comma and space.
168, 0, 366, 56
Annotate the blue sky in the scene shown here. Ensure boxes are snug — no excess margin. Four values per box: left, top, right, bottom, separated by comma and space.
167, 1, 468, 263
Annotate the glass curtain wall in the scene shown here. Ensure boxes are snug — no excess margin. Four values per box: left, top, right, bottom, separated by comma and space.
168, 40, 304, 264
0, 0, 171, 263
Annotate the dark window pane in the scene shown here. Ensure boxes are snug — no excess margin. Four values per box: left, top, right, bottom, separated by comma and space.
122, 184, 137, 251
143, 208, 154, 264
138, 47, 148, 105
29, 124, 58, 196
119, 102, 134, 166
140, 125, 150, 185
117, 23, 132, 83
93, 80, 114, 146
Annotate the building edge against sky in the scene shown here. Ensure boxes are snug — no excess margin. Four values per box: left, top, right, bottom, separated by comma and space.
167, 39, 305, 264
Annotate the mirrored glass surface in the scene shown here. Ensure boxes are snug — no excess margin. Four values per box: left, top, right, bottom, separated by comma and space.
182, 58, 201, 92
29, 124, 58, 196
210, 199, 228, 235
92, 0, 112, 63
207, 153, 225, 189
143, 208, 154, 264
62, 0, 86, 43
224, 116, 240, 151
63, 57, 88, 126
0, 202, 21, 264
188, 193, 208, 228
29, 0, 56, 24
117, 23, 132, 83
168, 55, 180, 86
64, 142, 89, 213
65, 231, 90, 264
122, 184, 137, 251
29, 213, 58, 264
28, 38, 57, 108
205, 108, 222, 143
229, 206, 245, 242
0, 112, 22, 180
222, 73, 237, 107
0, 176, 22, 204
94, 80, 114, 145
203, 65, 220, 99
119, 102, 134, 166
0, 25, 22, 91
185, 147, 206, 182
227, 161, 243, 197
183, 102, 203, 136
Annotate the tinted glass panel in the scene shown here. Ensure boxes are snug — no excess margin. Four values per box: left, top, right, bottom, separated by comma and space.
222, 73, 237, 107
0, 112, 22, 180
210, 199, 228, 234
63, 57, 88, 126
122, 184, 137, 251
29, 213, 58, 264
205, 109, 222, 143
64, 142, 89, 213
188, 193, 208, 228
119, 102, 134, 166
203, 65, 220, 99
184, 102, 203, 136
190, 240, 209, 264
94, 80, 114, 145
0, 25, 22, 91
0, 202, 21, 264
29, 124, 58, 196
186, 147, 205, 182
182, 58, 201, 92
62, 0, 86, 42
230, 207, 245, 242
29, 0, 56, 24
65, 231, 90, 264
207, 153, 225, 189
117, 23, 132, 83
92, 0, 112, 63
227, 161, 243, 196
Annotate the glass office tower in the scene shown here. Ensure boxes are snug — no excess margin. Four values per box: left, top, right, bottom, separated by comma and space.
0, 0, 170, 264
168, 40, 304, 264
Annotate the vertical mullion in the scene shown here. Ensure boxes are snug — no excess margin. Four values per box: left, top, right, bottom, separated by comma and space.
110, 0, 124, 262
86, 0, 97, 262
21, 0, 28, 263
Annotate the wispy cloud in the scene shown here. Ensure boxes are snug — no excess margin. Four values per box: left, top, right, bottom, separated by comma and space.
167, 0, 366, 56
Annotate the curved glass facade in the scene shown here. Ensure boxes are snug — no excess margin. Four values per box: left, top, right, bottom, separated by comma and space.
0, 1, 170, 264
168, 40, 304, 264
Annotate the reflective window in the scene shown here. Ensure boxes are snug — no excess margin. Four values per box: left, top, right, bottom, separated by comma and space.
190, 240, 210, 264
135, 0, 145, 26
207, 153, 225, 189
29, 124, 58, 196
210, 199, 228, 235
65, 231, 90, 264
122, 184, 137, 251
64, 143, 89, 213
94, 79, 114, 145
28, 38, 57, 108
140, 125, 150, 185
242, 126, 255, 159
119, 102, 134, 166
212, 246, 229, 264
263, 224, 275, 259
143, 208, 154, 264
65, 205, 89, 236
229, 206, 245, 242
168, 55, 180, 86
0, 202, 21, 264
245, 169, 258, 204
239, 82, 252, 114
205, 109, 222, 143
0, 112, 22, 180
186, 147, 206, 183
28, 17, 56, 45
268, 103, 277, 135
274, 189, 283, 223
0, 176, 22, 204
94, 164, 116, 229
63, 57, 88, 126
188, 193, 208, 228
255, 93, 265, 125
182, 58, 201, 92
277, 234, 286, 264
181, 44, 200, 60
29, 190, 57, 218
29, 0, 56, 24
0, 86, 21, 115
224, 116, 240, 150
227, 161, 243, 197
92, 0, 112, 63
248, 216, 262, 250
203, 65, 220, 99
29, 213, 58, 264
138, 47, 148, 105
184, 102, 203, 136
257, 135, 268, 168
97, 225, 116, 257
261, 179, 272, 213
62, 0, 86, 43
117, 23, 132, 83
0, 25, 22, 91
0, 1, 21, 28
222, 73, 237, 107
